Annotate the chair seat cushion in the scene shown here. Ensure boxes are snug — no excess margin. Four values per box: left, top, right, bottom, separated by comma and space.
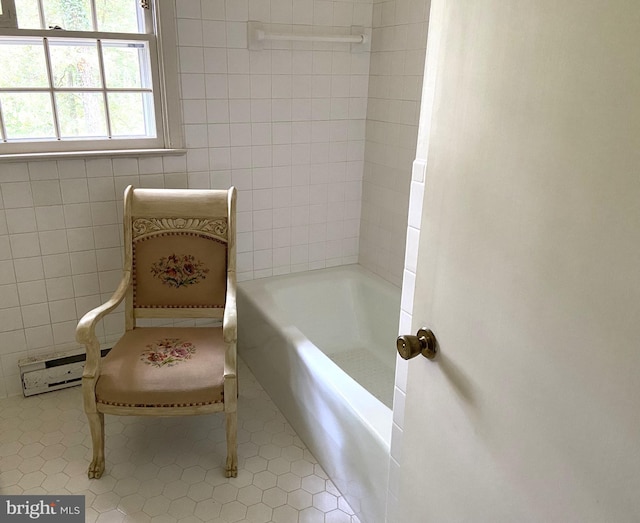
96, 327, 226, 408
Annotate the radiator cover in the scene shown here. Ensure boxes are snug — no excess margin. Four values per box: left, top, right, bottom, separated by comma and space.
19, 348, 110, 397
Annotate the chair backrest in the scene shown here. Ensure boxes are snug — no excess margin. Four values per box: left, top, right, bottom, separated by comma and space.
123, 186, 236, 326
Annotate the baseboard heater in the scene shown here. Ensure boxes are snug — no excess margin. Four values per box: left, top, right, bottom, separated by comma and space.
19, 347, 111, 397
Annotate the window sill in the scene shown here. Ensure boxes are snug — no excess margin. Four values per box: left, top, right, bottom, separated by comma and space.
0, 148, 187, 163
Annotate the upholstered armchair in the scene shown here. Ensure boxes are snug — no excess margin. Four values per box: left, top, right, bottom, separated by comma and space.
76, 186, 238, 479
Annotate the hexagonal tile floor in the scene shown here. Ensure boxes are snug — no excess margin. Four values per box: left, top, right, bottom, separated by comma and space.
0, 359, 360, 522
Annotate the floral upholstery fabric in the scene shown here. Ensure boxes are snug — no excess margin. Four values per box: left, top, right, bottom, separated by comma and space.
133, 233, 227, 309
96, 327, 225, 407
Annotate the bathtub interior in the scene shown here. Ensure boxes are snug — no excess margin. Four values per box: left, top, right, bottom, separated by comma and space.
260, 267, 401, 408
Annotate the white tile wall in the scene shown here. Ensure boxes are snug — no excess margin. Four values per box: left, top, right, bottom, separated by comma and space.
190, 1, 373, 281
358, 0, 429, 287
0, 174, 163, 395
383, 0, 433, 517
386, 157, 427, 523
0, 0, 374, 397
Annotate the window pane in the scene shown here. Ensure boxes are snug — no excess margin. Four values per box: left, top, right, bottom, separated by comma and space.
56, 92, 107, 137
108, 92, 155, 137
49, 39, 101, 88
43, 0, 92, 31
103, 41, 151, 89
1, 92, 56, 139
14, 0, 42, 29
95, 0, 142, 34
0, 40, 48, 88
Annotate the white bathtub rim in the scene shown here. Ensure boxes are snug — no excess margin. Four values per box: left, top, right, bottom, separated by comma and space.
244, 309, 392, 450
287, 325, 392, 450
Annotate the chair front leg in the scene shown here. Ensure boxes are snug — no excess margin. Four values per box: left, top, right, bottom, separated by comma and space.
224, 372, 238, 478
225, 410, 238, 478
83, 375, 105, 479
86, 411, 105, 478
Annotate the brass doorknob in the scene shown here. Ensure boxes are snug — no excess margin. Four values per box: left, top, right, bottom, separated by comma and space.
397, 328, 438, 360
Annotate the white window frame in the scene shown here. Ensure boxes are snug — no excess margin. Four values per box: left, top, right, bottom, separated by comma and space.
0, 0, 183, 159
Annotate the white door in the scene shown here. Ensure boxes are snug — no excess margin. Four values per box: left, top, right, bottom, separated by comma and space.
395, 0, 640, 521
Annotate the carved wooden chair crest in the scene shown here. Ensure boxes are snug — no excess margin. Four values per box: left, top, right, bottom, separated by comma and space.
76, 186, 238, 478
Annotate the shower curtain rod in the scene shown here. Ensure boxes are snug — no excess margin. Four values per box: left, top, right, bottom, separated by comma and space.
257, 30, 365, 44
248, 22, 369, 50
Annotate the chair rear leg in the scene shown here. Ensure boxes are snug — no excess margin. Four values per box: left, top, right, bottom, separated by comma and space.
225, 411, 238, 478
86, 411, 105, 479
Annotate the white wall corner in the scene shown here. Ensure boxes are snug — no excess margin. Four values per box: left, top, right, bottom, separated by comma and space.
407, 180, 425, 230
412, 158, 427, 183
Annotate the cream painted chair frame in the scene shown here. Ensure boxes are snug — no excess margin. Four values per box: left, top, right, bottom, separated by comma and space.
76, 186, 238, 479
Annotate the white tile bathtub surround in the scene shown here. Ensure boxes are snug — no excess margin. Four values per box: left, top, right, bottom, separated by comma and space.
13, 257, 44, 283
0, 284, 19, 309
358, 0, 430, 287
17, 280, 47, 306
0, 308, 23, 333
10, 233, 41, 259
384, 159, 427, 521
0, 262, 15, 287
35, 206, 66, 231
0, 236, 10, 260
1, 182, 33, 208
193, 5, 372, 282
0, 0, 373, 394
5, 208, 36, 234
385, 0, 436, 511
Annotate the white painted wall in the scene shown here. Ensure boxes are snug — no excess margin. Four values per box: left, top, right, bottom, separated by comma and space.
394, 0, 640, 520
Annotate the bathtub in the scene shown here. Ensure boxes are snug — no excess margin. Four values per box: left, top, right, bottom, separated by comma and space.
238, 265, 401, 523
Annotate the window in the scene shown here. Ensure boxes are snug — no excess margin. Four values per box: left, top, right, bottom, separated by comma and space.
0, 0, 182, 156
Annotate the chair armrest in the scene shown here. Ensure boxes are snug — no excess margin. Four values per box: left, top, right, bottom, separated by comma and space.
76, 270, 131, 345
223, 271, 237, 344
76, 271, 130, 378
